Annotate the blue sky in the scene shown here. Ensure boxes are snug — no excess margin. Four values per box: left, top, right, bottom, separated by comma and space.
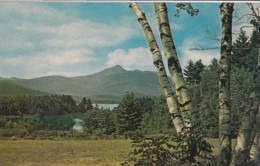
0, 2, 254, 78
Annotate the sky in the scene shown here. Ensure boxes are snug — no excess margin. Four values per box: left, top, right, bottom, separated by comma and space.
0, 2, 255, 79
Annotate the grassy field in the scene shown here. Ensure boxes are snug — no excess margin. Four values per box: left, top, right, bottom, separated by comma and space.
0, 139, 220, 166
0, 139, 132, 166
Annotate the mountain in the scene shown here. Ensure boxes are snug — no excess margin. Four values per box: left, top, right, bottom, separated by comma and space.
0, 65, 163, 102
0, 81, 48, 96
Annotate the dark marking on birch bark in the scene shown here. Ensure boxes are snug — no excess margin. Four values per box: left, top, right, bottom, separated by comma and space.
168, 57, 182, 73
178, 100, 192, 108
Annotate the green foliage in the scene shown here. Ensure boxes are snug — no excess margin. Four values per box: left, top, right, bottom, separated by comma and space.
174, 129, 215, 165
124, 135, 177, 166
184, 59, 205, 85
78, 97, 94, 112
0, 117, 39, 138
175, 3, 199, 17
84, 108, 116, 135
141, 96, 173, 134
184, 59, 219, 137
196, 59, 219, 137
231, 29, 256, 71
0, 95, 79, 116
230, 67, 254, 137
186, 56, 255, 139
123, 133, 214, 166
116, 92, 142, 135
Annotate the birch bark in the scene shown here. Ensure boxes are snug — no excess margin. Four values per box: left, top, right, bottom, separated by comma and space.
153, 3, 193, 127
218, 3, 233, 166
130, 2, 184, 135
249, 50, 260, 165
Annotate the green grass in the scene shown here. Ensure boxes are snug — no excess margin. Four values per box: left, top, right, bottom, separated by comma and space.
0, 139, 132, 166
0, 139, 222, 166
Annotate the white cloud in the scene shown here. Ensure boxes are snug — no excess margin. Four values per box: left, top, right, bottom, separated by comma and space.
106, 47, 155, 71
0, 3, 140, 78
1, 48, 96, 78
3, 48, 95, 67
179, 37, 220, 67
0, 3, 138, 51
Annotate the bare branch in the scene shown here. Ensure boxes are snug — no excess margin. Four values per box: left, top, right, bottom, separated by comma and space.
190, 47, 219, 51
233, 13, 253, 25
247, 3, 259, 20
203, 26, 221, 42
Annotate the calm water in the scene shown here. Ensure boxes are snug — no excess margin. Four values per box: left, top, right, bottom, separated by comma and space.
93, 104, 118, 110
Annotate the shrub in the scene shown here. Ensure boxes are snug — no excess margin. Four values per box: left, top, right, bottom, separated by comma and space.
123, 131, 215, 166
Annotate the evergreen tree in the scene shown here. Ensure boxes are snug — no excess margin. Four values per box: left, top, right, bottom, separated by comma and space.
197, 59, 219, 137
141, 96, 173, 134
115, 92, 142, 134
84, 108, 116, 135
230, 67, 254, 136
184, 59, 205, 85
86, 98, 93, 110
78, 97, 87, 112
231, 29, 251, 70
248, 20, 260, 72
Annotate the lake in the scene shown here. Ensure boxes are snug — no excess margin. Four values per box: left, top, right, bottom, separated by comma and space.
93, 104, 118, 110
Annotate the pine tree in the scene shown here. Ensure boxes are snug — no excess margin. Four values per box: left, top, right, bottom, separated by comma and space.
116, 92, 142, 134
248, 23, 260, 72
198, 59, 219, 137
86, 98, 93, 110
78, 97, 87, 112
231, 29, 251, 70
184, 59, 205, 85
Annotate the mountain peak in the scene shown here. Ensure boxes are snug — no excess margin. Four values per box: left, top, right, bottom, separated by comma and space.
112, 65, 125, 71
100, 65, 127, 74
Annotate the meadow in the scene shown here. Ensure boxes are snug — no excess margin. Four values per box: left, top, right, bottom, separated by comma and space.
0, 139, 220, 166
0, 139, 132, 166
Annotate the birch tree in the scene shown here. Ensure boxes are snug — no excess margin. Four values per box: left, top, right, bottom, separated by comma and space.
154, 3, 193, 127
247, 3, 260, 165
230, 44, 260, 166
130, 2, 185, 135
218, 3, 233, 166
129, 2, 260, 166
230, 69, 259, 166
239, 4, 260, 165
248, 47, 260, 166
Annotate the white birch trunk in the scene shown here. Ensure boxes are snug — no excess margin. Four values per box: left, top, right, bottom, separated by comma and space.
249, 49, 260, 165
153, 3, 193, 128
218, 3, 233, 166
130, 2, 184, 135
231, 48, 260, 165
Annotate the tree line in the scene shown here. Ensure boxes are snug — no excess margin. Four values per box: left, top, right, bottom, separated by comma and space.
0, 95, 94, 116
0, 92, 173, 138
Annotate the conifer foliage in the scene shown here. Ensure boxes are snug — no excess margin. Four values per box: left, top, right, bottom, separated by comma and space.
116, 92, 142, 135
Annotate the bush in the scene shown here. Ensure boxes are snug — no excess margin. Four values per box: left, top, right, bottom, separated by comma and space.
0, 128, 29, 138
123, 131, 215, 166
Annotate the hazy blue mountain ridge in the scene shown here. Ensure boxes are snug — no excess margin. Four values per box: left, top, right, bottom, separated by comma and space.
0, 65, 163, 102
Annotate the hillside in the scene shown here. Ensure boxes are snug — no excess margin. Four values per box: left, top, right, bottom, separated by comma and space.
0, 81, 47, 96
0, 65, 163, 102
